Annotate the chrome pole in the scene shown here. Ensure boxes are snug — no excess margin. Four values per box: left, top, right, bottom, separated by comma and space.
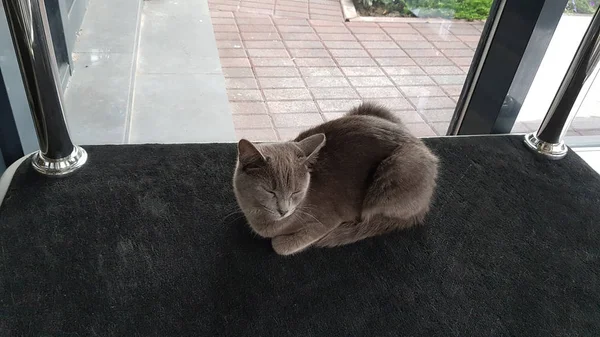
2, 0, 87, 175
524, 9, 600, 159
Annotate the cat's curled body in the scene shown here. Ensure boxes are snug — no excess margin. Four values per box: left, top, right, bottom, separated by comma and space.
233, 103, 438, 255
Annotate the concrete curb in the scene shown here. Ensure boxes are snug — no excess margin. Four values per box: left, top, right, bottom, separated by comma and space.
339, 0, 486, 24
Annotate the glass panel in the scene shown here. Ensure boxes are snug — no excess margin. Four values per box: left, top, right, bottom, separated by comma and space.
58, 0, 498, 144
514, 3, 600, 138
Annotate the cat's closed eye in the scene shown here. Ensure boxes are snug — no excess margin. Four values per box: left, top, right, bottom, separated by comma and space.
263, 188, 276, 196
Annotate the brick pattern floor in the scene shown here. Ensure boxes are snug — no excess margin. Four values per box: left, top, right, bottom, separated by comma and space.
208, 0, 591, 141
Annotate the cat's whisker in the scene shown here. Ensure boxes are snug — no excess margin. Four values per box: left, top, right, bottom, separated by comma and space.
295, 208, 327, 230
221, 210, 246, 223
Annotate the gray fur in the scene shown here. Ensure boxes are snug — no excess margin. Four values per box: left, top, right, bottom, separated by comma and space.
233, 102, 439, 255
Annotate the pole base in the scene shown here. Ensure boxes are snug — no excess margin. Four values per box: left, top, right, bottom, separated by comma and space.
524, 133, 568, 160
31, 146, 88, 176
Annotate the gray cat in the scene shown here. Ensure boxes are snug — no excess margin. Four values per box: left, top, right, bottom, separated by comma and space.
233, 103, 439, 255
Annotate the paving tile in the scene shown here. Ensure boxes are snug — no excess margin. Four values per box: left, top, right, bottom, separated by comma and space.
317, 99, 363, 111
429, 122, 450, 136
423, 66, 464, 75
457, 34, 481, 42
399, 86, 446, 97
273, 17, 310, 26
404, 48, 443, 57
304, 77, 351, 87
341, 67, 384, 76
329, 49, 370, 58
390, 34, 426, 41
310, 9, 342, 16
323, 41, 364, 49
225, 78, 259, 89
323, 112, 346, 121
444, 57, 470, 67
405, 123, 436, 137
235, 128, 279, 142
391, 75, 436, 86
229, 102, 268, 114
263, 88, 312, 100
356, 87, 403, 98
238, 24, 277, 33
276, 127, 306, 140
241, 32, 281, 40
222, 67, 255, 78
347, 26, 384, 34
310, 14, 343, 21
281, 32, 320, 40
267, 100, 319, 113
237, 17, 275, 25
441, 84, 463, 96
276, 7, 309, 15
348, 76, 394, 87
571, 116, 600, 130
211, 11, 234, 18
575, 129, 600, 136
313, 25, 350, 33
422, 33, 459, 42
272, 113, 324, 127
431, 75, 466, 85
214, 32, 242, 41
395, 41, 434, 49
250, 58, 295, 67
299, 67, 344, 77
233, 114, 272, 128
367, 49, 408, 57
289, 48, 330, 57
448, 26, 481, 35
276, 10, 310, 18
441, 49, 474, 57
247, 49, 290, 57
285, 40, 325, 48
413, 57, 455, 66
213, 24, 239, 33
227, 89, 263, 101
375, 57, 416, 66
391, 110, 425, 123
335, 58, 377, 66
216, 40, 244, 49
354, 34, 391, 41
510, 122, 532, 134
294, 58, 337, 67
218, 48, 247, 58
319, 33, 356, 41
220, 58, 252, 67
244, 40, 286, 48
310, 87, 359, 99
381, 27, 418, 34
408, 96, 456, 110
362, 41, 400, 49
383, 66, 425, 76
433, 41, 469, 49
258, 77, 306, 88
370, 98, 413, 111
420, 109, 455, 122
255, 67, 300, 77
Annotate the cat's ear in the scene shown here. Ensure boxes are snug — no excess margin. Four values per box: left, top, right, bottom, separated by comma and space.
297, 133, 326, 163
238, 139, 266, 171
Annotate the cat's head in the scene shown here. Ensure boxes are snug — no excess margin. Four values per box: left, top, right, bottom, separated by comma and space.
233, 134, 326, 237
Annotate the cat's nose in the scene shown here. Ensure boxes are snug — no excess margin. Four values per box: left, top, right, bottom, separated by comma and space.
277, 207, 288, 216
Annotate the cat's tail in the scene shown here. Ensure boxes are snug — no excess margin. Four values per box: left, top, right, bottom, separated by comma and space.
314, 214, 421, 248
346, 102, 401, 124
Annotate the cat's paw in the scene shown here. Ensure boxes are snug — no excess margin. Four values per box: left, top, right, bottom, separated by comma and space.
272, 235, 299, 256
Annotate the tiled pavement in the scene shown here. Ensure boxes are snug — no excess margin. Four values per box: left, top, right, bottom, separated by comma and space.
206, 0, 552, 141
